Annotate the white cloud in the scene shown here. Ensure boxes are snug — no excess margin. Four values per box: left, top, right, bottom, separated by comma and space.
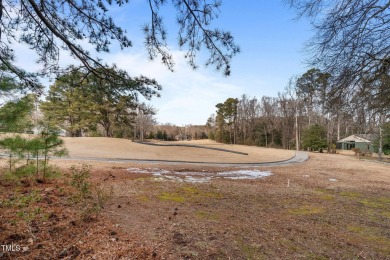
10, 36, 239, 125
10, 38, 241, 125
104, 49, 242, 125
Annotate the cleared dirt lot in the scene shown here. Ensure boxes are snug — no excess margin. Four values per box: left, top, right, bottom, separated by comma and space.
97, 152, 390, 259
1, 140, 389, 259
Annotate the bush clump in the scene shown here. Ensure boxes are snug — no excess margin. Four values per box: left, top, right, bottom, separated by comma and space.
69, 164, 112, 221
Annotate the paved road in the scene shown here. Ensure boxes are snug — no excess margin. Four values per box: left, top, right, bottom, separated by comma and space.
134, 141, 249, 155
52, 151, 309, 167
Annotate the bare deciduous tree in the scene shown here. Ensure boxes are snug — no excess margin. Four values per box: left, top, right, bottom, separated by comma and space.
134, 103, 157, 141
287, 0, 390, 108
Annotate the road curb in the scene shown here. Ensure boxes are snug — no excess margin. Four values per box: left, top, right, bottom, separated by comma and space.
134, 141, 249, 156
52, 151, 308, 167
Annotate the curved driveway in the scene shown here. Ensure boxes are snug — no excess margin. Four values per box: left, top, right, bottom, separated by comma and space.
55, 151, 308, 167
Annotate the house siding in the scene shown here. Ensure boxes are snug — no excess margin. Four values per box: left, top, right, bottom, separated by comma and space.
337, 135, 374, 152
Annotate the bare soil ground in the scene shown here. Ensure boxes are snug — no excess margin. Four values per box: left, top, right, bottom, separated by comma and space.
1, 144, 390, 259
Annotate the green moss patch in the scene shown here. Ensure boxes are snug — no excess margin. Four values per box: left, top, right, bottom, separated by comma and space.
137, 195, 151, 202
340, 191, 363, 198
347, 225, 390, 253
360, 198, 388, 209
157, 192, 186, 203
195, 210, 219, 220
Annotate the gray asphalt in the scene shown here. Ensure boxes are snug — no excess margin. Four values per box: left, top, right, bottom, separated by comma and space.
134, 141, 249, 155
51, 151, 309, 167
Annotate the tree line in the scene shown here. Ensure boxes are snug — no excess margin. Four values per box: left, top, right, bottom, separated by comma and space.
0, 66, 209, 143
1, 0, 389, 154
206, 68, 390, 155
1, 66, 160, 139
2, 66, 388, 156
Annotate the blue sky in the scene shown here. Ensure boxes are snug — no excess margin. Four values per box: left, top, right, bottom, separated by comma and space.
15, 1, 313, 126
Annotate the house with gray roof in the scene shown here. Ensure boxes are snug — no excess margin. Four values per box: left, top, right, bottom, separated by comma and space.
336, 134, 374, 152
